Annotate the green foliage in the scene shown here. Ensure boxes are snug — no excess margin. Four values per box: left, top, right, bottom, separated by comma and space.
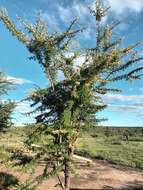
0, 172, 18, 189
0, 72, 16, 130
0, 101, 15, 130
0, 72, 13, 95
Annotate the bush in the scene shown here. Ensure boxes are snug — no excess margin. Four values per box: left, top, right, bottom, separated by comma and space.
0, 101, 15, 131
0, 172, 18, 189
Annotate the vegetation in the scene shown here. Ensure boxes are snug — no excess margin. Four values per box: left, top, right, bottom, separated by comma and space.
0, 126, 143, 170
1, 0, 143, 189
77, 127, 143, 170
0, 72, 13, 94
0, 172, 18, 189
0, 72, 15, 131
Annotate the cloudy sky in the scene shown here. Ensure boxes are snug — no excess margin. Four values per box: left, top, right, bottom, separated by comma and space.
1, 0, 143, 126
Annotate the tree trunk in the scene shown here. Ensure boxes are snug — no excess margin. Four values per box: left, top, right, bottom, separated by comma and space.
64, 158, 70, 190
63, 131, 76, 190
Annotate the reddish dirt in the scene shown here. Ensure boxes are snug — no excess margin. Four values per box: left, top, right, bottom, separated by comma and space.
0, 160, 143, 190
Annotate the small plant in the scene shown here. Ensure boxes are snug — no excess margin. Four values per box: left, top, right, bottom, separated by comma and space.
0, 172, 18, 189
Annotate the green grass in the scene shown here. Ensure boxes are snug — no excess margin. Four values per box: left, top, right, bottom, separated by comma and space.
0, 126, 143, 170
0, 127, 27, 165
76, 133, 143, 169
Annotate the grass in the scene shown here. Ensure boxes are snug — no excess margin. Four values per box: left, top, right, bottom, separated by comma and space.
0, 126, 143, 170
0, 127, 28, 165
76, 132, 143, 169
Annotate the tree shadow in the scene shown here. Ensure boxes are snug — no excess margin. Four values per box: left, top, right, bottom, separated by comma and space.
103, 182, 143, 190
70, 189, 104, 190
0, 172, 19, 190
117, 182, 143, 190
70, 182, 143, 190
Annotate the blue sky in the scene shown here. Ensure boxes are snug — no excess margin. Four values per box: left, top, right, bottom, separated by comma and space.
1, 0, 143, 126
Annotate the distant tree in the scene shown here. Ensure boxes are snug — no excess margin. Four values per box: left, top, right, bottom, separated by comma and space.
122, 130, 129, 141
1, 0, 143, 189
0, 72, 12, 95
0, 72, 15, 131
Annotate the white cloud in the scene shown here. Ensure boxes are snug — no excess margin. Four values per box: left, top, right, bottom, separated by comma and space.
53, 0, 143, 38
41, 1, 89, 32
107, 0, 143, 14
58, 6, 72, 22
15, 101, 33, 113
13, 101, 35, 125
72, 2, 89, 19
103, 93, 143, 116
58, 2, 89, 23
6, 75, 32, 85
65, 52, 87, 67
0, 100, 35, 125
107, 103, 143, 118
75, 55, 86, 67
108, 103, 143, 112
42, 12, 60, 32
103, 93, 143, 102
48, 1, 93, 37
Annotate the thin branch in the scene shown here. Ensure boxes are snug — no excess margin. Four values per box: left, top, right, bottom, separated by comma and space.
57, 175, 65, 190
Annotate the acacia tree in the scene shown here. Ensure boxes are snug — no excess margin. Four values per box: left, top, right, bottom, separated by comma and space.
1, 0, 143, 189
0, 72, 15, 130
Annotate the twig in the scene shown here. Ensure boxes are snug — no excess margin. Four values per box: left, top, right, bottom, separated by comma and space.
57, 175, 65, 190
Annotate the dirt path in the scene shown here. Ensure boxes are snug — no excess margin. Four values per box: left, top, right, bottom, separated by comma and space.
0, 160, 143, 190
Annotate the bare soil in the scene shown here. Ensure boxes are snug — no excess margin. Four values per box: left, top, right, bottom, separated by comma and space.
0, 160, 143, 190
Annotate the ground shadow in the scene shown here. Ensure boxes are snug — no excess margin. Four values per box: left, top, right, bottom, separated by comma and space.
70, 189, 105, 190
70, 182, 143, 190
116, 182, 143, 190
0, 172, 18, 190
